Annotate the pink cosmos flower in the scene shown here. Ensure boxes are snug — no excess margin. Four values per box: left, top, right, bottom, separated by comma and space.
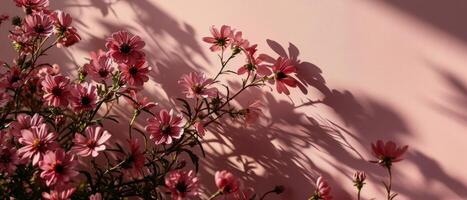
84, 54, 114, 81
215, 170, 240, 194
145, 109, 185, 145
0, 15, 9, 25
51, 11, 80, 47
70, 83, 98, 113
121, 138, 145, 179
178, 72, 217, 99
237, 45, 272, 77
353, 171, 366, 190
24, 12, 54, 37
89, 193, 102, 200
70, 126, 111, 157
18, 124, 58, 165
314, 176, 332, 200
119, 60, 150, 87
202, 25, 233, 51
231, 31, 250, 50
371, 140, 408, 168
165, 170, 200, 200
124, 89, 157, 110
194, 121, 206, 137
105, 30, 145, 64
42, 187, 75, 200
0, 146, 20, 175
9, 27, 34, 55
1, 66, 24, 89
37, 64, 61, 79
15, 0, 49, 11
42, 75, 71, 107
39, 149, 79, 186
9, 113, 45, 137
241, 100, 264, 125
271, 57, 298, 95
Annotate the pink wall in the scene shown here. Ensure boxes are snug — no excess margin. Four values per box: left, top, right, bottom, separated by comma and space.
2, 0, 467, 199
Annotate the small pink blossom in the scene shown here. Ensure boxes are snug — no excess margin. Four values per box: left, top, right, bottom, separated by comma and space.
371, 140, 408, 168
70, 83, 98, 113
42, 75, 71, 107
271, 57, 298, 95
202, 25, 233, 51
215, 170, 240, 194
121, 138, 145, 179
51, 11, 80, 47
178, 72, 217, 99
37, 64, 61, 79
119, 60, 150, 87
84, 53, 114, 81
18, 123, 58, 165
106, 30, 145, 64
124, 89, 157, 110
241, 100, 263, 125
237, 45, 272, 77
9, 113, 45, 137
89, 193, 102, 200
38, 149, 79, 186
42, 187, 75, 200
145, 109, 185, 145
23, 12, 53, 37
165, 170, 200, 200
1, 66, 24, 89
314, 176, 332, 200
194, 121, 206, 137
231, 31, 250, 49
0, 15, 9, 25
71, 126, 111, 157
0, 146, 20, 175
14, 0, 49, 11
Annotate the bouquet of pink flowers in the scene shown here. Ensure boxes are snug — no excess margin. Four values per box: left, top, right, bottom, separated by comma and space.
0, 1, 409, 200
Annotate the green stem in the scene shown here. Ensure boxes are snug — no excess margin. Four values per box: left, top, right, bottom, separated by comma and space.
207, 190, 222, 200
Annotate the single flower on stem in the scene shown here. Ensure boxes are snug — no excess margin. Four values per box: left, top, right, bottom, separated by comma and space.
42, 187, 75, 200
202, 25, 233, 52
1, 66, 24, 89
0, 15, 9, 25
353, 171, 366, 200
51, 10, 80, 47
70, 83, 98, 113
309, 176, 332, 200
178, 72, 217, 99
105, 30, 145, 64
165, 170, 200, 200
124, 89, 157, 111
145, 109, 185, 145
42, 74, 71, 107
9, 113, 44, 137
119, 60, 150, 87
237, 45, 272, 77
270, 57, 298, 95
214, 170, 240, 195
120, 138, 145, 179
84, 54, 114, 81
70, 126, 111, 157
38, 149, 79, 186
239, 100, 264, 125
18, 123, 58, 165
15, 0, 49, 12
23, 12, 54, 37
370, 140, 408, 200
